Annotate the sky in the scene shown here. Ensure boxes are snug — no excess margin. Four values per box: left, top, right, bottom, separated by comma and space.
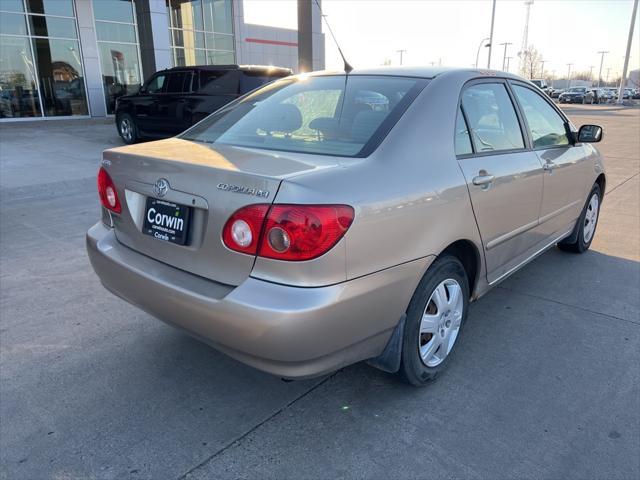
243, 0, 640, 80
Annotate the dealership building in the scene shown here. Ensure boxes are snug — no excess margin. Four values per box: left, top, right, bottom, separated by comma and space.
0, 0, 324, 120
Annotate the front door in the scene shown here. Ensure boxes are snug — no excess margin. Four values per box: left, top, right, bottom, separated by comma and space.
510, 83, 593, 237
456, 81, 544, 284
135, 73, 167, 131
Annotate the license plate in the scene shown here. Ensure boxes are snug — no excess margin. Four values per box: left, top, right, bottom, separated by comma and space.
143, 197, 191, 245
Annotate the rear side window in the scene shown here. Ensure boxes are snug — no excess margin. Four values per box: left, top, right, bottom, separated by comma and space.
461, 83, 524, 153
455, 106, 473, 155
199, 70, 239, 94
166, 71, 188, 93
512, 85, 570, 148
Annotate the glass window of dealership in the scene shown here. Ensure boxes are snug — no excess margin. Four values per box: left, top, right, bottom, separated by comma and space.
0, 0, 235, 119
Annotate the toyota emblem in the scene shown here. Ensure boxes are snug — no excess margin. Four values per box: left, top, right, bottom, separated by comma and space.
153, 178, 169, 197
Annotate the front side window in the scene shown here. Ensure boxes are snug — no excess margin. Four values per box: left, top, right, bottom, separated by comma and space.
512, 85, 570, 148
455, 106, 473, 155
146, 74, 167, 94
182, 75, 426, 157
461, 83, 524, 153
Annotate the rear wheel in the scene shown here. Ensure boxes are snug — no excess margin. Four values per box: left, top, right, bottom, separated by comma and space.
117, 113, 139, 144
559, 184, 601, 253
398, 255, 469, 386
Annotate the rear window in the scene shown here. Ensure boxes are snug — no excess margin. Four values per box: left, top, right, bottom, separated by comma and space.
181, 75, 427, 157
239, 71, 290, 94
199, 70, 239, 95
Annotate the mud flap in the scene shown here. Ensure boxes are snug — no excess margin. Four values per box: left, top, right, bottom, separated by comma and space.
366, 314, 406, 373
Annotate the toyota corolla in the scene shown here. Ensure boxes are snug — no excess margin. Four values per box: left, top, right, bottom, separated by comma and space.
87, 67, 605, 386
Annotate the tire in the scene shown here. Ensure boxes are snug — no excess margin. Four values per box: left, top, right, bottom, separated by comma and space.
117, 113, 139, 144
398, 255, 470, 386
558, 184, 602, 253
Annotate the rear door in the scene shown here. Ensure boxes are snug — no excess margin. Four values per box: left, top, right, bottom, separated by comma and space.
456, 80, 544, 284
510, 82, 593, 238
158, 70, 192, 134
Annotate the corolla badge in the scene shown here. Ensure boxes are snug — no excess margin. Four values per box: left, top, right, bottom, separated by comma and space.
153, 178, 170, 197
217, 183, 270, 198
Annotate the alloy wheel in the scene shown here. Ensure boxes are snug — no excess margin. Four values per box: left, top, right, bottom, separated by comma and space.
120, 118, 133, 142
418, 278, 464, 367
583, 193, 599, 243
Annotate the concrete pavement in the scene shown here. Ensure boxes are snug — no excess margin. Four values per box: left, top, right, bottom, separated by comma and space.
0, 105, 638, 479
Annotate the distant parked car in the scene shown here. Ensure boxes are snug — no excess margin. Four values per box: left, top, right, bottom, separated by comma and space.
591, 88, 608, 104
530, 79, 550, 95
622, 88, 634, 99
558, 87, 594, 104
550, 88, 564, 98
633, 89, 640, 99
115, 65, 292, 144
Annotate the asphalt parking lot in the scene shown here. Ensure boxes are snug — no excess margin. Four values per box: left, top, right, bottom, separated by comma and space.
1, 104, 638, 479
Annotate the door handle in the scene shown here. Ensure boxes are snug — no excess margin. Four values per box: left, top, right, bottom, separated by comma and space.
472, 173, 495, 186
543, 161, 556, 171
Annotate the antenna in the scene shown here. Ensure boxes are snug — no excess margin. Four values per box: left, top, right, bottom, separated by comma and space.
312, 0, 353, 73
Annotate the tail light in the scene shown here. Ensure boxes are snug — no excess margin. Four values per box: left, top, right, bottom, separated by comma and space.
222, 204, 354, 261
222, 204, 270, 255
97, 167, 121, 214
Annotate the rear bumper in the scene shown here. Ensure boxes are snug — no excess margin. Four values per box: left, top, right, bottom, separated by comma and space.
87, 222, 432, 378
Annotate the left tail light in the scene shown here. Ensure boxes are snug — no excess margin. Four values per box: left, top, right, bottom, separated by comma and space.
222, 204, 354, 261
97, 167, 121, 214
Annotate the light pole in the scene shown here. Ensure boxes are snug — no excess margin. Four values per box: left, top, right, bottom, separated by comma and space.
589, 65, 595, 83
539, 59, 546, 78
487, 0, 497, 68
551, 69, 556, 88
475, 37, 490, 68
500, 42, 512, 71
505, 56, 513, 72
396, 49, 406, 65
618, 0, 638, 103
566, 63, 573, 89
596, 50, 609, 88
606, 67, 611, 84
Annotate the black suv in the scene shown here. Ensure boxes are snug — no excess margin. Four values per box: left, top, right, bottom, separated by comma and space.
115, 65, 291, 144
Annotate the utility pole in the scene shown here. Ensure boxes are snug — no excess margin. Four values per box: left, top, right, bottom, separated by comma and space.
606, 67, 611, 84
487, 0, 497, 68
597, 50, 609, 88
618, 0, 638, 103
506, 56, 512, 72
475, 37, 490, 68
499, 42, 512, 71
396, 49, 406, 65
566, 63, 573, 89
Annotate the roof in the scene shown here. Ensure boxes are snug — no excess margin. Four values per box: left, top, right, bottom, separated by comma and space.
303, 65, 524, 81
162, 64, 292, 74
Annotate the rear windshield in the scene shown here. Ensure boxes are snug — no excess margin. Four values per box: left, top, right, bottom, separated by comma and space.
181, 75, 427, 157
239, 71, 290, 94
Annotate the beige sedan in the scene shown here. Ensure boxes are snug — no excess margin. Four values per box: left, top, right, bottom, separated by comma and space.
87, 67, 605, 386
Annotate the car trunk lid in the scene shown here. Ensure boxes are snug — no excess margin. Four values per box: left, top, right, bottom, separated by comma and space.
103, 138, 340, 286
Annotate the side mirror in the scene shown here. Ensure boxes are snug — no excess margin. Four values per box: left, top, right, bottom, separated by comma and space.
577, 124, 603, 143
